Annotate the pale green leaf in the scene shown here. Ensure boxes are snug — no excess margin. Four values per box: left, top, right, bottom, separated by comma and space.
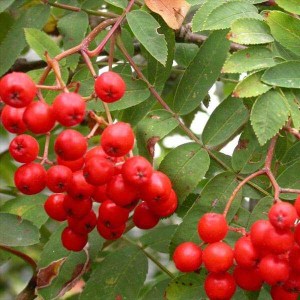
276, 0, 300, 15
284, 90, 300, 130
0, 0, 15, 12
105, 0, 126, 8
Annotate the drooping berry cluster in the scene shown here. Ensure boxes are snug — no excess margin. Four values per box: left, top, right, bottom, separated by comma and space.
173, 197, 300, 300
1, 71, 177, 252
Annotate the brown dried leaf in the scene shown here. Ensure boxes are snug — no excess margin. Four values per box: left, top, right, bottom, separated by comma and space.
145, 0, 191, 30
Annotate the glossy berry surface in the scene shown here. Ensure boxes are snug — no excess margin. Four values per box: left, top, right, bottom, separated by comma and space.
233, 266, 263, 291
63, 195, 92, 219
133, 202, 159, 229
46, 165, 73, 193
92, 184, 110, 203
250, 219, 272, 250
68, 210, 97, 235
1, 106, 27, 134
44, 194, 67, 221
9, 134, 39, 163
271, 285, 298, 300
0, 72, 36, 107
94, 71, 126, 103
234, 236, 259, 268
57, 156, 84, 172
173, 242, 202, 272
149, 189, 178, 217
61, 227, 87, 251
97, 221, 125, 240
197, 212, 228, 243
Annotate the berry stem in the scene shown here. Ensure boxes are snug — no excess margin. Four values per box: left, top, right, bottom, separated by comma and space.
283, 125, 300, 140
108, 32, 117, 71
228, 226, 247, 236
86, 123, 100, 140
40, 132, 51, 165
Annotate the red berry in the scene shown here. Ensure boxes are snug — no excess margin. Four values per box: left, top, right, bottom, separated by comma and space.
202, 241, 234, 273
133, 202, 159, 229
9, 134, 39, 163
265, 226, 294, 254
68, 210, 97, 235
44, 194, 67, 221
0, 72, 36, 108
197, 213, 228, 243
57, 156, 84, 172
284, 271, 300, 293
204, 272, 236, 300
233, 266, 263, 291
98, 200, 129, 228
149, 189, 178, 217
141, 171, 172, 205
234, 236, 259, 268
250, 219, 272, 250
101, 122, 134, 157
271, 285, 298, 300
83, 156, 114, 186
61, 227, 87, 251
52, 92, 86, 127
106, 174, 138, 207
23, 101, 56, 134
295, 223, 300, 246
92, 184, 110, 203
94, 71, 126, 103
122, 156, 153, 186
46, 165, 73, 193
258, 254, 289, 285
173, 242, 202, 272
289, 244, 300, 273
294, 195, 300, 217
97, 222, 125, 240
85, 145, 117, 163
268, 201, 298, 230
1, 105, 27, 134
55, 129, 87, 161
67, 170, 95, 200
14, 163, 46, 195
63, 195, 92, 219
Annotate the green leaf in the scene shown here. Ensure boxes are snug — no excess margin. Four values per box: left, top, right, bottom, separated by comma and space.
0, 4, 50, 76
81, 245, 148, 300
159, 143, 210, 204
1, 195, 48, 228
127, 10, 168, 66
141, 279, 170, 300
275, 0, 300, 18
0, 12, 14, 44
282, 141, 300, 167
165, 273, 207, 300
173, 30, 230, 115
0, 213, 39, 246
265, 11, 300, 57
203, 1, 262, 30
24, 28, 62, 62
231, 123, 268, 174
277, 161, 300, 200
175, 43, 198, 68
262, 61, 300, 88
202, 97, 249, 148
284, 90, 300, 130
228, 18, 274, 45
57, 12, 89, 71
136, 110, 178, 160
0, 0, 15, 12
250, 90, 290, 145
233, 71, 272, 98
140, 225, 178, 253
222, 46, 276, 74
105, 0, 126, 8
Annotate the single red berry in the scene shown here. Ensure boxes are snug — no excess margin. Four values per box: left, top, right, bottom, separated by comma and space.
294, 223, 300, 247
46, 165, 73, 193
122, 156, 153, 186
14, 163, 46, 195
234, 236, 259, 268
44, 194, 67, 221
52, 92, 86, 127
23, 101, 56, 134
250, 219, 272, 250
202, 242, 234, 273
289, 244, 300, 273
173, 242, 202, 272
9, 134, 39, 163
67, 170, 95, 200
98, 200, 129, 228
101, 122, 134, 157
197, 213, 228, 243
97, 221, 125, 240
0, 72, 36, 107
1, 105, 27, 134
94, 71, 126, 103
57, 156, 84, 172
85, 145, 117, 164
55, 129, 87, 161
68, 210, 97, 235
204, 272, 236, 300
233, 266, 263, 291
63, 195, 92, 219
284, 270, 300, 293
269, 201, 298, 230
106, 174, 138, 207
61, 227, 87, 251
133, 202, 159, 229
294, 195, 300, 217
83, 156, 114, 186
271, 285, 298, 300
258, 254, 289, 286
141, 171, 172, 205
92, 184, 111, 203
149, 189, 178, 217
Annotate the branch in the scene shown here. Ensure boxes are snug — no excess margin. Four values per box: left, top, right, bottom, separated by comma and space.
283, 126, 300, 140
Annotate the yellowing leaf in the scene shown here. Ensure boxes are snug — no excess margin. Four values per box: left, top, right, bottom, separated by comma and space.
145, 0, 190, 29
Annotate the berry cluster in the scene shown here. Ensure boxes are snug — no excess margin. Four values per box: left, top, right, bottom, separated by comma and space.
0, 71, 177, 252
173, 196, 300, 300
